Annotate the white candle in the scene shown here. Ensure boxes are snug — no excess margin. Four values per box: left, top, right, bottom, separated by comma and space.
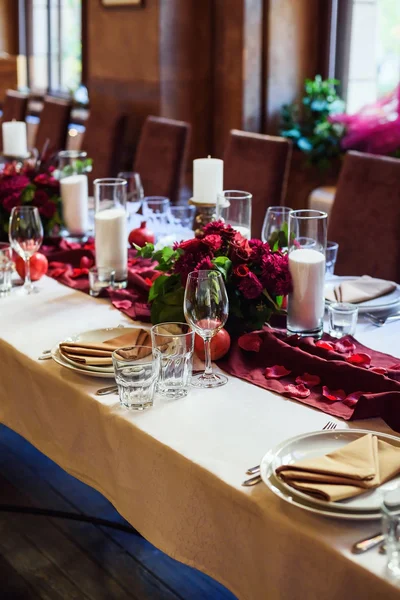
233, 225, 251, 239
60, 175, 89, 235
2, 121, 28, 157
193, 157, 223, 204
287, 248, 325, 331
95, 208, 127, 281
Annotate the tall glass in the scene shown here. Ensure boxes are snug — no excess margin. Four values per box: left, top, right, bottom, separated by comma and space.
287, 210, 327, 338
184, 270, 229, 388
216, 191, 252, 239
261, 206, 293, 249
57, 150, 88, 179
94, 178, 128, 289
151, 322, 194, 399
117, 171, 144, 226
9, 206, 43, 294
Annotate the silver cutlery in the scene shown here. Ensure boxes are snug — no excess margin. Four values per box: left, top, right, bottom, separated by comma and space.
352, 532, 384, 554
96, 385, 118, 396
242, 421, 337, 487
365, 312, 400, 327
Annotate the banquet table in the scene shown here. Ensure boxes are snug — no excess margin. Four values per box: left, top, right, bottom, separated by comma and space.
1, 276, 400, 600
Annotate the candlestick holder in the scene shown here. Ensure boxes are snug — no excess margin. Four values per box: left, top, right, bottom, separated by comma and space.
0, 150, 37, 173
188, 198, 217, 236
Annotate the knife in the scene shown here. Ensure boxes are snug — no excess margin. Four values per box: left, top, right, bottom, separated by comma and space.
351, 532, 384, 554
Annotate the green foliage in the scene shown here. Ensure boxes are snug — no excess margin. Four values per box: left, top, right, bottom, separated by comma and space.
280, 75, 345, 169
148, 273, 185, 324
60, 158, 93, 178
211, 255, 232, 281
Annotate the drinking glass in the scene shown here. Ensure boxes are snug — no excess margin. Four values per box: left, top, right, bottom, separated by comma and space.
184, 270, 229, 388
287, 210, 327, 338
142, 196, 171, 241
0, 242, 13, 295
328, 302, 358, 338
112, 345, 157, 410
117, 171, 144, 225
382, 488, 400, 578
325, 241, 339, 277
57, 150, 88, 179
89, 266, 115, 297
151, 322, 194, 399
9, 206, 43, 294
261, 206, 293, 249
94, 178, 128, 289
169, 205, 196, 232
216, 191, 252, 239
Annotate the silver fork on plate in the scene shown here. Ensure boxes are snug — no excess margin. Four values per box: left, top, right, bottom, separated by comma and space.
242, 421, 337, 487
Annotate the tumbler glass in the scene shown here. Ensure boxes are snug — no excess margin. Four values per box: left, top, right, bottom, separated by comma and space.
89, 266, 115, 297
0, 242, 13, 295
57, 150, 89, 179
382, 488, 400, 578
328, 302, 358, 338
112, 345, 156, 410
151, 322, 194, 399
325, 241, 339, 277
216, 190, 252, 239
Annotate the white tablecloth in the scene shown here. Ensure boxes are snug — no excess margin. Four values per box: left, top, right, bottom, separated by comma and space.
1, 276, 400, 600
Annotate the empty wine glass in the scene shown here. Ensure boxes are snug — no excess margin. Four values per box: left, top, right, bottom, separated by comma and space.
118, 172, 144, 227
184, 270, 229, 388
9, 206, 43, 294
261, 206, 293, 249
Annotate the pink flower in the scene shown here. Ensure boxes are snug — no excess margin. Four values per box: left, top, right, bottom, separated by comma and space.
249, 239, 271, 263
260, 252, 292, 296
202, 234, 222, 251
238, 271, 263, 299
202, 220, 236, 241
34, 173, 59, 188
195, 256, 214, 271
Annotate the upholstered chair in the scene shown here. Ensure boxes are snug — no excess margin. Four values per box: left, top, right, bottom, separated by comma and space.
35, 96, 72, 155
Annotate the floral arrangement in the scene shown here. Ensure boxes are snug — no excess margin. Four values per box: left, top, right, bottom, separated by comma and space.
137, 221, 292, 334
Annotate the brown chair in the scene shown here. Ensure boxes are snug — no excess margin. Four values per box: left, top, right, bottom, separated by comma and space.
223, 130, 292, 239
328, 151, 400, 282
134, 116, 191, 203
1, 90, 28, 123
35, 96, 72, 155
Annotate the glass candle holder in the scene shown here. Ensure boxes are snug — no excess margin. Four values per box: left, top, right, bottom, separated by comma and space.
328, 302, 358, 338
89, 266, 115, 297
216, 190, 252, 239
57, 150, 88, 179
261, 206, 293, 248
287, 210, 328, 338
94, 178, 128, 289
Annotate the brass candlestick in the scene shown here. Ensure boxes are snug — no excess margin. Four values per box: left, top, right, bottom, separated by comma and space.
188, 198, 217, 236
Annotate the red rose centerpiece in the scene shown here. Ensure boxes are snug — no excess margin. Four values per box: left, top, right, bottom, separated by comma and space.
137, 221, 292, 333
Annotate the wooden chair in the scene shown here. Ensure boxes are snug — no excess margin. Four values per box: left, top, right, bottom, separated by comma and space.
35, 96, 72, 156
223, 130, 292, 239
1, 90, 28, 123
328, 151, 400, 281
134, 116, 191, 203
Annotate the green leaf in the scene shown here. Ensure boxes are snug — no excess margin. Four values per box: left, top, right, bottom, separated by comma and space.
148, 274, 169, 302
212, 256, 232, 280
136, 243, 155, 258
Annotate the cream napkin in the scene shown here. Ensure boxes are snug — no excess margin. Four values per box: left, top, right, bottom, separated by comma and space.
276, 434, 400, 502
325, 276, 396, 304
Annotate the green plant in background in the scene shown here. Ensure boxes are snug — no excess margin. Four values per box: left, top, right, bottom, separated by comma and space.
59, 158, 93, 179
280, 76, 346, 170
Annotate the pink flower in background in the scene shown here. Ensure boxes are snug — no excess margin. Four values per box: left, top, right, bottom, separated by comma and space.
238, 271, 263, 299
195, 256, 213, 271
249, 239, 270, 263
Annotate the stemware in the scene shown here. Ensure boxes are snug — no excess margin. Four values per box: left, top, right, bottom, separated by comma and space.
184, 270, 229, 388
117, 172, 144, 224
216, 190, 252, 239
142, 196, 171, 241
261, 206, 293, 248
9, 206, 43, 294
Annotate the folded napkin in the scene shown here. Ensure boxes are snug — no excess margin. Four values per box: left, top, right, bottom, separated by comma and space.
276, 434, 400, 502
59, 328, 151, 367
325, 275, 396, 304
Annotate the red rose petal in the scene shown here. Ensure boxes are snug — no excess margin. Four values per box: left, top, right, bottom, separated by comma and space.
238, 333, 262, 353
295, 373, 321, 387
264, 365, 292, 379
389, 363, 400, 371
371, 367, 388, 376
345, 353, 371, 368
315, 340, 335, 351
343, 391, 363, 408
80, 256, 94, 270
322, 385, 346, 402
112, 300, 132, 310
284, 383, 311, 398
334, 338, 356, 354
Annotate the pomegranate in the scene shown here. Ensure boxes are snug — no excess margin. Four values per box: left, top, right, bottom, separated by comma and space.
128, 221, 155, 247
194, 328, 231, 361
15, 252, 48, 281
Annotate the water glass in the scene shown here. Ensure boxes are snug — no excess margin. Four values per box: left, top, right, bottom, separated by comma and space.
89, 266, 115, 297
325, 241, 339, 277
261, 206, 293, 248
287, 210, 328, 338
57, 150, 89, 179
151, 322, 194, 399
0, 242, 13, 295
117, 172, 144, 224
142, 196, 171, 241
328, 302, 358, 338
382, 488, 400, 578
112, 345, 157, 410
9, 205, 43, 295
216, 190, 252, 239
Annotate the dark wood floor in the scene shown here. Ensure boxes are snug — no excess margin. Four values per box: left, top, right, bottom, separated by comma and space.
0, 425, 237, 600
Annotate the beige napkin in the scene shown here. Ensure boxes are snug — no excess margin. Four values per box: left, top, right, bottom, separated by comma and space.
325, 275, 396, 304
59, 328, 151, 367
276, 434, 400, 502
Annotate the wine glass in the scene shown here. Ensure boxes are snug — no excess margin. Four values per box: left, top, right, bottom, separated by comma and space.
261, 206, 293, 249
9, 206, 43, 294
184, 270, 229, 388
117, 171, 144, 227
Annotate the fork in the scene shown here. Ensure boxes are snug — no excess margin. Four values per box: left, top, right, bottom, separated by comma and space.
242, 421, 337, 486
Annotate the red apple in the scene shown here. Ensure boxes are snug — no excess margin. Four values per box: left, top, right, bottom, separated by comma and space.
194, 328, 231, 361
15, 252, 48, 281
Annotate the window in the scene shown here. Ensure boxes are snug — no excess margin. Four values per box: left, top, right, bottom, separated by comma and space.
18, 0, 83, 95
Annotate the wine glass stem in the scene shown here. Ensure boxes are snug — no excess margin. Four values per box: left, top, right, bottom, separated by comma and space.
24, 256, 32, 292
204, 337, 213, 377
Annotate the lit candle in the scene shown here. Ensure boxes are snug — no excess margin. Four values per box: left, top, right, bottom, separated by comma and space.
193, 156, 223, 204
60, 175, 89, 235
2, 121, 28, 157
95, 208, 127, 281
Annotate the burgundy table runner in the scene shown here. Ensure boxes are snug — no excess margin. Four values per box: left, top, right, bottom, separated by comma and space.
217, 329, 400, 433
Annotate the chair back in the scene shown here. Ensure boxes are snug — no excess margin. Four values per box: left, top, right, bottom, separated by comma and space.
35, 96, 72, 156
134, 116, 191, 203
223, 130, 292, 239
2, 90, 28, 123
328, 151, 400, 281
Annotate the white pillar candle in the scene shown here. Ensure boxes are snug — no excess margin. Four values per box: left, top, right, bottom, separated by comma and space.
287, 248, 326, 331
95, 208, 127, 281
60, 175, 89, 235
2, 121, 28, 157
193, 157, 223, 204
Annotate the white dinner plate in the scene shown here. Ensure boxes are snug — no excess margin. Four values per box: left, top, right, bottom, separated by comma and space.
325, 276, 400, 312
260, 429, 400, 520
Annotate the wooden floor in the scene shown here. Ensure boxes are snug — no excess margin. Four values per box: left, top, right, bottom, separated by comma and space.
0, 425, 237, 600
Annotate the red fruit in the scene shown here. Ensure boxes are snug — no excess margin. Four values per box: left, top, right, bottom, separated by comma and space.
194, 328, 231, 361
15, 252, 48, 281
128, 221, 155, 247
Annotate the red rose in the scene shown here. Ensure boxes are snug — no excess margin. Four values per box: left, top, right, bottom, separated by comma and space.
39, 201, 57, 219
238, 272, 263, 299
234, 264, 249, 277
229, 233, 252, 263
202, 234, 223, 251
177, 237, 204, 252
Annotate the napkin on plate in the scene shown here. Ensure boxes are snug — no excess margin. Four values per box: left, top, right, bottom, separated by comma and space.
325, 275, 396, 304
276, 434, 400, 502
59, 328, 151, 367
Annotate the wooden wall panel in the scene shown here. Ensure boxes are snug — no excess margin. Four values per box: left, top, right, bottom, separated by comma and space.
0, 0, 18, 55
